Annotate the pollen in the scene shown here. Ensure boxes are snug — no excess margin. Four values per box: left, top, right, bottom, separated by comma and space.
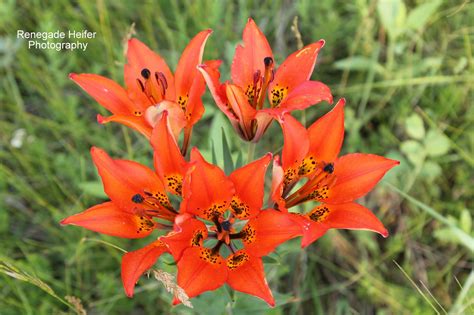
191, 229, 206, 247
240, 224, 256, 244
298, 156, 317, 176
307, 206, 330, 222
166, 174, 183, 196
245, 84, 259, 105
202, 203, 227, 220
199, 247, 223, 265
307, 185, 330, 200
136, 216, 155, 234
284, 167, 297, 187
270, 84, 288, 107
177, 94, 189, 112
227, 252, 250, 270
230, 196, 250, 219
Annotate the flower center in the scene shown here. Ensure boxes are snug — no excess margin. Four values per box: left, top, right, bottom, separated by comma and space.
136, 68, 168, 105
285, 162, 337, 208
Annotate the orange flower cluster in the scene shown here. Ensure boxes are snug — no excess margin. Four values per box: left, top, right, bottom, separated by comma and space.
61, 19, 398, 306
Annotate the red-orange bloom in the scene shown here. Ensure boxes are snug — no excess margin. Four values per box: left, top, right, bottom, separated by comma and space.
70, 30, 212, 153
198, 18, 333, 142
60, 146, 180, 297
162, 149, 301, 306
271, 99, 399, 247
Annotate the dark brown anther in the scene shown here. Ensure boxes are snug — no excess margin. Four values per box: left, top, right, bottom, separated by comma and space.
136, 79, 145, 92
253, 70, 261, 85
323, 163, 334, 174
264, 57, 273, 67
131, 194, 144, 203
155, 72, 168, 90
141, 68, 151, 79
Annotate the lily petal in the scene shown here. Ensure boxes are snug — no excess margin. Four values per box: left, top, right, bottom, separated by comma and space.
269, 156, 286, 211
231, 18, 273, 89
145, 101, 186, 140
175, 30, 212, 125
121, 240, 169, 297
226, 251, 275, 307
70, 73, 135, 115
326, 153, 400, 203
229, 153, 272, 219
307, 98, 345, 162
124, 38, 176, 102
176, 247, 227, 300
279, 114, 309, 171
90, 147, 167, 210
161, 217, 208, 261
197, 61, 238, 122
60, 202, 154, 238
97, 114, 152, 139
279, 81, 333, 111
269, 40, 325, 107
182, 148, 235, 220
225, 84, 257, 140
150, 112, 188, 195
243, 209, 301, 257
295, 203, 388, 248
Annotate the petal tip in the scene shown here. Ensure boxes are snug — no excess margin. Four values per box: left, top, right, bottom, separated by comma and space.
59, 218, 69, 225
68, 73, 77, 80
381, 229, 389, 238
96, 114, 105, 124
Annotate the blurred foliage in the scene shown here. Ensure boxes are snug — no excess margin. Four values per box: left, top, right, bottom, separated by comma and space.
0, 0, 473, 314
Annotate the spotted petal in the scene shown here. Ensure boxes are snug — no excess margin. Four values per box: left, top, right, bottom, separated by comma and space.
121, 240, 169, 297
325, 153, 400, 203
268, 40, 325, 107
307, 98, 345, 162
60, 202, 154, 238
229, 153, 272, 219
90, 147, 167, 210
231, 18, 273, 90
242, 209, 301, 257
294, 203, 388, 248
175, 247, 227, 301
182, 148, 235, 220
226, 251, 275, 306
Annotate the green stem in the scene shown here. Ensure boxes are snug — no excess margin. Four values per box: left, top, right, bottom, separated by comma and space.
247, 142, 256, 163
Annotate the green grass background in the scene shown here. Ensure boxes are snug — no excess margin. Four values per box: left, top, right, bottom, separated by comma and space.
0, 0, 472, 314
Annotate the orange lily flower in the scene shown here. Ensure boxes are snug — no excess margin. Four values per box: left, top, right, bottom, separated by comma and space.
70, 30, 212, 153
60, 146, 181, 297
198, 18, 333, 142
271, 99, 399, 247
161, 148, 301, 306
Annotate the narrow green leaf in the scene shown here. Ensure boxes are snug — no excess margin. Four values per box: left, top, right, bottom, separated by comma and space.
211, 141, 218, 165
387, 183, 474, 252
221, 127, 234, 175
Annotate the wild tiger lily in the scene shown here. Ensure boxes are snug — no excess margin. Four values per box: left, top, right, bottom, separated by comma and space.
271, 99, 399, 247
60, 146, 181, 297
70, 30, 212, 154
198, 18, 333, 142
161, 148, 301, 306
